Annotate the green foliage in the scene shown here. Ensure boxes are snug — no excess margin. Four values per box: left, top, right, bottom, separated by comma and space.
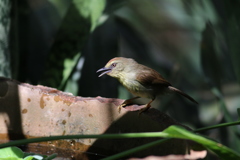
163, 126, 240, 159
0, 147, 56, 160
0, 0, 11, 78
39, 0, 106, 90
73, 0, 106, 31
0, 147, 57, 160
1, 123, 240, 159
0, 147, 23, 160
103, 125, 240, 160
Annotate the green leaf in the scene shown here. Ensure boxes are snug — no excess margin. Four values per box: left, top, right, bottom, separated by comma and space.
0, 158, 22, 160
0, 147, 24, 158
24, 155, 43, 160
60, 53, 81, 93
23, 156, 34, 160
23, 153, 57, 160
73, 0, 106, 31
163, 125, 240, 159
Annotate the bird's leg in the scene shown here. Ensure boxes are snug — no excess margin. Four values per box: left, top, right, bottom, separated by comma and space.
138, 97, 155, 115
118, 96, 140, 113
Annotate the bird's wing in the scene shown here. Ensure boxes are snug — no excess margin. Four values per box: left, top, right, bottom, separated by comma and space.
136, 65, 171, 87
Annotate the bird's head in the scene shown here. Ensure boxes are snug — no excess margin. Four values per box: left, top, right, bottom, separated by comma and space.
97, 57, 136, 78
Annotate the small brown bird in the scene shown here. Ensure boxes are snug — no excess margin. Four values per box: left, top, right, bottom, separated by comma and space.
97, 57, 198, 113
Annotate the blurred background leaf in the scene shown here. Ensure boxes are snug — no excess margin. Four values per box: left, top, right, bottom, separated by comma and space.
0, 0, 11, 78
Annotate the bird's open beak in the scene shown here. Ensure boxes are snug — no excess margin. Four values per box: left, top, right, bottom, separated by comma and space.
96, 67, 112, 77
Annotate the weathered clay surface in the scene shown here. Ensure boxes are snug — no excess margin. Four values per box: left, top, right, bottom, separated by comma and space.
0, 77, 204, 159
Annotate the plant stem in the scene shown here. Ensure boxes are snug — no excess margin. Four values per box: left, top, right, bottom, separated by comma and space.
101, 138, 170, 160
0, 132, 168, 148
194, 121, 240, 133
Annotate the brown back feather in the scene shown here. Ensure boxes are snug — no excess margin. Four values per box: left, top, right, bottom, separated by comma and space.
135, 65, 198, 104
136, 65, 171, 88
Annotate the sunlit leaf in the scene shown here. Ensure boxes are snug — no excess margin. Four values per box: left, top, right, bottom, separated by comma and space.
73, 0, 106, 31
0, 147, 23, 158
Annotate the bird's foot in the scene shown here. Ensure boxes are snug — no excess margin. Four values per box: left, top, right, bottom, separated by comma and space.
117, 97, 140, 114
117, 103, 126, 113
138, 98, 155, 115
138, 104, 151, 115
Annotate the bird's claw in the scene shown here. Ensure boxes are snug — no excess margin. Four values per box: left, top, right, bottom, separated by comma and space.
117, 105, 122, 113
117, 103, 127, 113
138, 104, 151, 115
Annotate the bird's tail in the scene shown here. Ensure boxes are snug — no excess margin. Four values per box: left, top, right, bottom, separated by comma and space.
168, 86, 198, 104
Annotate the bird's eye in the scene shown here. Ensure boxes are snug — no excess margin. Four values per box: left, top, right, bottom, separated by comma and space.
111, 63, 117, 67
